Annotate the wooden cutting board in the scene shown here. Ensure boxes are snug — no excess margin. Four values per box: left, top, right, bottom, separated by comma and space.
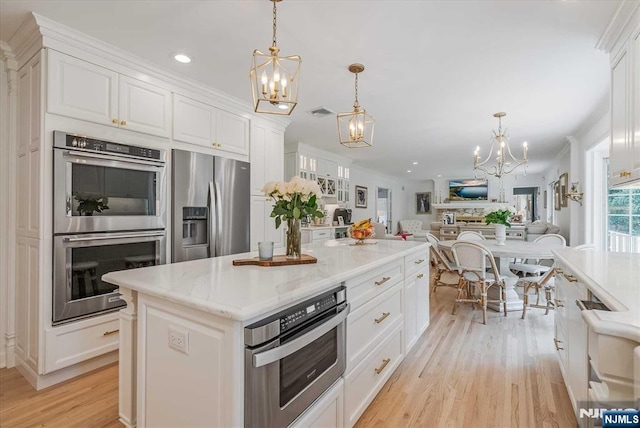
232, 254, 317, 267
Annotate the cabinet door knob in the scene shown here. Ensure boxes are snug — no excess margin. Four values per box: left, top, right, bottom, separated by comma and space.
120, 120, 127, 126
112, 118, 118, 124
417, 273, 424, 279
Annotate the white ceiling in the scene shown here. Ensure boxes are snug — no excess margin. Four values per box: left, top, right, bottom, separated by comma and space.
0, 0, 619, 180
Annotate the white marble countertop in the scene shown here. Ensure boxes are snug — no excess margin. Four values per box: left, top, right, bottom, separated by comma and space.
103, 239, 429, 323
552, 248, 640, 342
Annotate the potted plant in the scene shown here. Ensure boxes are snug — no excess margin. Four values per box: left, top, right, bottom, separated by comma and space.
484, 206, 514, 245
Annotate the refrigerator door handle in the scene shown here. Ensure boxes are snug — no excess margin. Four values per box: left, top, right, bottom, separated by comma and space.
208, 182, 216, 258
213, 181, 223, 257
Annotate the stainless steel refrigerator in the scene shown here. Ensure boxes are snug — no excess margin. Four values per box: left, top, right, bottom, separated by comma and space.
171, 149, 250, 262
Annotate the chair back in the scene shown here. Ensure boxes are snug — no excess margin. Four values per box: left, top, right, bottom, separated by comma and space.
535, 266, 556, 287
426, 232, 439, 246
574, 244, 596, 250
534, 234, 566, 246
399, 220, 424, 234
451, 241, 499, 282
457, 231, 486, 241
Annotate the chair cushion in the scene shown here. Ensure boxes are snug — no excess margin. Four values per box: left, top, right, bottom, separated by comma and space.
509, 262, 551, 275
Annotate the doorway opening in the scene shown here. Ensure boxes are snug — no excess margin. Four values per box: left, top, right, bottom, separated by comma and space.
512, 187, 538, 222
376, 187, 393, 234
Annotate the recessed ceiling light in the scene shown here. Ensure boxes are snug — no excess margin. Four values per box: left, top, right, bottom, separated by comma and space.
173, 53, 192, 64
412, 161, 418, 165
437, 174, 442, 178
407, 170, 412, 173
278, 104, 289, 110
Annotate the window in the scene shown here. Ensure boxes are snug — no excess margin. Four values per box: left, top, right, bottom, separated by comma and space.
607, 187, 640, 253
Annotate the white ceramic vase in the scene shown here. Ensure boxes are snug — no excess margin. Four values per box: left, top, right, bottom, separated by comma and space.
494, 224, 507, 246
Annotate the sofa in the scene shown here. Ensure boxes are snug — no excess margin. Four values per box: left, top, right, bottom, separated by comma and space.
372, 222, 410, 240
525, 221, 561, 242
398, 220, 428, 239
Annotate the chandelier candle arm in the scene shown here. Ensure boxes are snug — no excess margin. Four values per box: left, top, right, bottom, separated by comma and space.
250, 0, 301, 115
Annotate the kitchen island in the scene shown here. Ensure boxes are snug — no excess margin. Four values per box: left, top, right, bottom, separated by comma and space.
551, 248, 640, 418
103, 239, 430, 428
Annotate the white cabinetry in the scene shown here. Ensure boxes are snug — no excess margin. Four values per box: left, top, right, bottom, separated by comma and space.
403, 250, 430, 353
173, 94, 249, 156
47, 50, 171, 138
609, 20, 640, 187
290, 379, 344, 428
337, 165, 350, 204
553, 262, 589, 413
250, 120, 285, 250
344, 259, 405, 426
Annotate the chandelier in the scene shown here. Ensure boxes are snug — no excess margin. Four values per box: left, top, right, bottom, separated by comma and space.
250, 0, 301, 115
473, 112, 528, 178
337, 63, 375, 148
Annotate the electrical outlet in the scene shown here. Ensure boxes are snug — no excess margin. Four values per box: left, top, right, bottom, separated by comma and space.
168, 327, 189, 354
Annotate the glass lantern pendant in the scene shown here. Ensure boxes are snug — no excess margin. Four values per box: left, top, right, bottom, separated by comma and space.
338, 63, 375, 148
250, 0, 301, 116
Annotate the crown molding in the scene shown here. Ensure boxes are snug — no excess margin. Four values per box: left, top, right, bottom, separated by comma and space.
596, 0, 640, 54
9, 13, 290, 130
0, 41, 17, 70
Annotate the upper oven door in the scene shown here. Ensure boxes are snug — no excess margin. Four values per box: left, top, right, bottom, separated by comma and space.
54, 149, 167, 234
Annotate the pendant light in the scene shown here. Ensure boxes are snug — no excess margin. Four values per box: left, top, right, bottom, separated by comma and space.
250, 0, 301, 115
337, 64, 375, 148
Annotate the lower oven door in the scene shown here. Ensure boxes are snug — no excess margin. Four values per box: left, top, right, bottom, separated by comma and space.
244, 304, 349, 428
53, 230, 166, 325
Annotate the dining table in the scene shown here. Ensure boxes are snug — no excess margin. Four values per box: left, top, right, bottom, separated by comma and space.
438, 238, 566, 312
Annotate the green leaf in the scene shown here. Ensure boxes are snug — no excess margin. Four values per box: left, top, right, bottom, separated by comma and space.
275, 216, 281, 229
293, 207, 301, 219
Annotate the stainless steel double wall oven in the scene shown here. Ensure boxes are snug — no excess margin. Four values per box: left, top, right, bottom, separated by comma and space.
52, 131, 167, 324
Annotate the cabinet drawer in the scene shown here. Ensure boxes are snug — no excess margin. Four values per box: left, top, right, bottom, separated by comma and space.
344, 324, 403, 427
345, 260, 403, 310
553, 315, 567, 372
347, 285, 403, 372
313, 229, 332, 240
404, 250, 428, 276
44, 313, 119, 373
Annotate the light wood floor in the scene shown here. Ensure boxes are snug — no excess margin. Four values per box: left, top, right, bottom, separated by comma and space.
1, 272, 575, 428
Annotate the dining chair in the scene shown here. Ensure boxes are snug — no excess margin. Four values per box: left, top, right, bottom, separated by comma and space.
427, 233, 458, 293
450, 241, 507, 324
519, 267, 555, 319
509, 233, 566, 276
457, 231, 486, 241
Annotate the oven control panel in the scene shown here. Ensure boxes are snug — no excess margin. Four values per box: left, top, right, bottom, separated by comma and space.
54, 131, 162, 160
280, 294, 336, 332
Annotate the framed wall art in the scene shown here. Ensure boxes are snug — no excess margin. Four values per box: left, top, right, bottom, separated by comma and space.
415, 192, 432, 214
355, 185, 368, 208
559, 172, 568, 207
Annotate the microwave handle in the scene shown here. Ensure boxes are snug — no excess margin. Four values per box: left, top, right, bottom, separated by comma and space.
63, 231, 165, 242
65, 150, 165, 167
253, 304, 349, 368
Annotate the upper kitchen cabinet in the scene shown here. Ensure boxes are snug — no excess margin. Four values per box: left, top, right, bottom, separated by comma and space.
173, 94, 249, 156
607, 10, 640, 187
250, 120, 284, 194
47, 50, 171, 138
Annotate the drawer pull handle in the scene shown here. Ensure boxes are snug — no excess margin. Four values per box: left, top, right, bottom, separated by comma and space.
374, 358, 391, 375
620, 171, 631, 178
554, 299, 564, 308
417, 273, 424, 279
375, 312, 390, 324
374, 276, 391, 286
564, 274, 578, 283
553, 338, 564, 351
414, 259, 425, 264
555, 268, 563, 274
103, 329, 119, 336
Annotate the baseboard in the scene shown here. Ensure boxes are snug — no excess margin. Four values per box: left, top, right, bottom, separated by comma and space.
15, 350, 118, 391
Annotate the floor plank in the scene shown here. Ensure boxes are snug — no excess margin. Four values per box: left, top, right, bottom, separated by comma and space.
0, 272, 576, 428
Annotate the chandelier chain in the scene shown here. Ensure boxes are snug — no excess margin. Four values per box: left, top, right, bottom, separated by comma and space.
354, 72, 359, 104
272, 1, 277, 47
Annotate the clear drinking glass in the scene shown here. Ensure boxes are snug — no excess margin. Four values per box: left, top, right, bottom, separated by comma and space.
258, 241, 274, 261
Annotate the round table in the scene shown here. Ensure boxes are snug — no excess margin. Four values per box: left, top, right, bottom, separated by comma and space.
438, 239, 565, 312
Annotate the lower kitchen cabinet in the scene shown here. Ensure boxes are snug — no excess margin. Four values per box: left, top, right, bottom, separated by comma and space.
290, 379, 344, 428
404, 249, 430, 353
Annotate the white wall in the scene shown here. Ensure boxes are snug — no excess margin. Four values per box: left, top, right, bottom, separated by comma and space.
543, 144, 572, 243
348, 165, 410, 234
402, 180, 436, 227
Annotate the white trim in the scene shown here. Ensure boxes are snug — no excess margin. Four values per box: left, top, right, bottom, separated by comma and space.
596, 0, 640, 54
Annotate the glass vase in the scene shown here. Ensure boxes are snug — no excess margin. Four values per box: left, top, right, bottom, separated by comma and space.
286, 218, 302, 258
